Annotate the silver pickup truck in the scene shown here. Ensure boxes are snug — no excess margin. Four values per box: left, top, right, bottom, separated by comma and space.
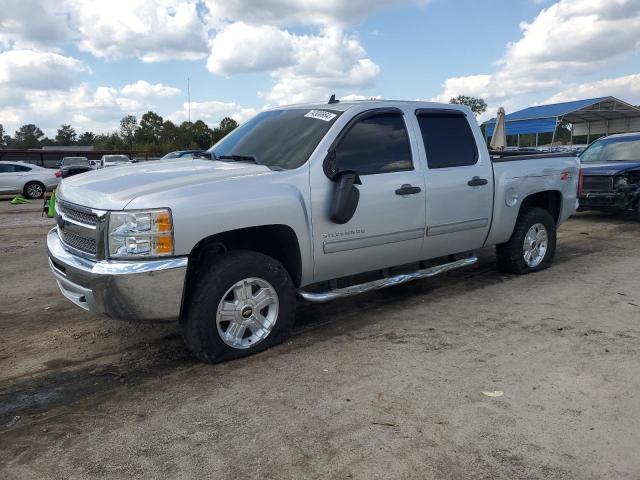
48, 100, 579, 363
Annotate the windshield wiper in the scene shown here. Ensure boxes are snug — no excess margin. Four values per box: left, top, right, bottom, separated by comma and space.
217, 154, 259, 165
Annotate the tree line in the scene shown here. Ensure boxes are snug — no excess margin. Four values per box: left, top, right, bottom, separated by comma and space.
0, 112, 239, 156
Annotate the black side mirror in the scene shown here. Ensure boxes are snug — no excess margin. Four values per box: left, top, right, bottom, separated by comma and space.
330, 170, 361, 224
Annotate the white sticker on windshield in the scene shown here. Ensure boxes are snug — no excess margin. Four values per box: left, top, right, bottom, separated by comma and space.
304, 110, 337, 122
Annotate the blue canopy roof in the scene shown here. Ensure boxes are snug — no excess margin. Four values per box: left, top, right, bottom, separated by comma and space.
484, 97, 609, 136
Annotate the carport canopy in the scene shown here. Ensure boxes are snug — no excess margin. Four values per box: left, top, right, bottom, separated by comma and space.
484, 96, 640, 140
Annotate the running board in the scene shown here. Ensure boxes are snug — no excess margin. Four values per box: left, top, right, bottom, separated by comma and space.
297, 256, 478, 303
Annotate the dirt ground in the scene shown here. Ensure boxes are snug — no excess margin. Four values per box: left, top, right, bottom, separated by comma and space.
1, 199, 639, 480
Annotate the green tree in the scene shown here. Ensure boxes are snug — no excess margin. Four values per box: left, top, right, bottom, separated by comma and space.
119, 115, 138, 149
178, 121, 198, 149
212, 117, 238, 143
55, 124, 77, 145
160, 120, 181, 151
11, 124, 45, 148
0, 124, 10, 149
136, 111, 164, 145
77, 131, 96, 145
191, 120, 214, 150
449, 95, 488, 116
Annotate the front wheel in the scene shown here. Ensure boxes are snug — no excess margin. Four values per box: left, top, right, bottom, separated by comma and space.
180, 250, 296, 364
496, 207, 557, 274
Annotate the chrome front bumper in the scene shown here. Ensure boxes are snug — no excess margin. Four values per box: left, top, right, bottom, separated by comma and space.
47, 228, 188, 321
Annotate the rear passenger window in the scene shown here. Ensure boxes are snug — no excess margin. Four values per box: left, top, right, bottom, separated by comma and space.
334, 113, 412, 175
416, 113, 478, 169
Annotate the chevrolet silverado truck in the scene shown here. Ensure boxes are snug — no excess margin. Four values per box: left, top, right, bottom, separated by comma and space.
578, 132, 640, 217
47, 100, 579, 363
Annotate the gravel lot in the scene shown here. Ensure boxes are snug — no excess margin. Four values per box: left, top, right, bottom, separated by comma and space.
1, 199, 639, 479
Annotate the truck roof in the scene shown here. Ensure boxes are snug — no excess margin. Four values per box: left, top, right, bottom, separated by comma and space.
270, 99, 473, 115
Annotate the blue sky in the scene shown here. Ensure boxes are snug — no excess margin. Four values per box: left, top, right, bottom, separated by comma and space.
1, 0, 639, 135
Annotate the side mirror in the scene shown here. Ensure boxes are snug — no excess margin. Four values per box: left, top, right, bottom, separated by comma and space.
329, 170, 362, 224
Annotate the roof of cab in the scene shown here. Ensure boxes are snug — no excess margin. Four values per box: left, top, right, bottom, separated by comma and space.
271, 99, 472, 114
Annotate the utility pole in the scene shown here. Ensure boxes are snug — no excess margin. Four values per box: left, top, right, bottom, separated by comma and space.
187, 77, 191, 124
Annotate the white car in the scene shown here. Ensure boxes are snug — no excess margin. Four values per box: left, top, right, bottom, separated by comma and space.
0, 161, 60, 198
99, 154, 131, 168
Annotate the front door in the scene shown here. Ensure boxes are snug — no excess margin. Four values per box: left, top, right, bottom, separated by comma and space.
0, 164, 25, 194
310, 109, 427, 282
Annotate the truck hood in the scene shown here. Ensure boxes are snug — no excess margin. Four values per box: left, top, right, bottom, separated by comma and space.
581, 161, 640, 176
58, 158, 273, 210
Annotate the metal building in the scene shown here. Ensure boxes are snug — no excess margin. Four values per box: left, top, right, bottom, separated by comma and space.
483, 96, 640, 147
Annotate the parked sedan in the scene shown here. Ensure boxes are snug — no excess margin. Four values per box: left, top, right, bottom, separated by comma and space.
0, 161, 60, 198
579, 132, 640, 217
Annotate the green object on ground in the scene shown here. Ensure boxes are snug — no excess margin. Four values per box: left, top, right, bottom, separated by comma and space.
10, 196, 31, 205
48, 190, 56, 218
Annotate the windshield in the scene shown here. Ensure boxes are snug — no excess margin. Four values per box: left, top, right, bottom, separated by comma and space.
62, 157, 88, 166
580, 137, 640, 163
208, 108, 342, 170
104, 155, 129, 163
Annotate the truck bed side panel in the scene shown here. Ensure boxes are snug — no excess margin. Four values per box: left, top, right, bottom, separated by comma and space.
484, 156, 579, 247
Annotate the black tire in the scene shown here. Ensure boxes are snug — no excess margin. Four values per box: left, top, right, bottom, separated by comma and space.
180, 250, 296, 364
24, 181, 45, 199
496, 207, 557, 274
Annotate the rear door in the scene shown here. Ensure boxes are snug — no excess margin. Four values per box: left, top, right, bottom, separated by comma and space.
310, 108, 427, 281
414, 109, 494, 259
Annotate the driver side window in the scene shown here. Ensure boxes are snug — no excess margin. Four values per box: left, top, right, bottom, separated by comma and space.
334, 112, 413, 176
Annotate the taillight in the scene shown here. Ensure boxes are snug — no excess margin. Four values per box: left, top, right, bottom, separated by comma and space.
578, 169, 584, 195
55, 171, 62, 178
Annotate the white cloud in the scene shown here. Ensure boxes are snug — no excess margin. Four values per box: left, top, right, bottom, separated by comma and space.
340, 94, 382, 101
67, 0, 209, 62
267, 27, 380, 105
120, 80, 181, 98
0, 49, 89, 90
207, 23, 295, 75
203, 0, 428, 28
434, 0, 640, 114
544, 73, 640, 104
0, 0, 73, 49
0, 79, 186, 135
167, 100, 258, 126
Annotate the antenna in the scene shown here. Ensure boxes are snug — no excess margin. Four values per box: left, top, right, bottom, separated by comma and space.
328, 93, 339, 104
187, 77, 191, 123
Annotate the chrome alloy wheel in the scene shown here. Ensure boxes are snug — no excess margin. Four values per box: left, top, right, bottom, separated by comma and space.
26, 183, 44, 198
523, 223, 548, 268
215, 277, 279, 349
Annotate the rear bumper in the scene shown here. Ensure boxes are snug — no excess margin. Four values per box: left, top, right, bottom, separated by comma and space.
47, 227, 188, 321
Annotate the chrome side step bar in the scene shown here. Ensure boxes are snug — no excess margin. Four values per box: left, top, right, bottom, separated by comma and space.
298, 256, 478, 303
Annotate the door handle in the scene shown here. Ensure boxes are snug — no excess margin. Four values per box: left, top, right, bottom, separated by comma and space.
467, 176, 488, 187
395, 184, 421, 196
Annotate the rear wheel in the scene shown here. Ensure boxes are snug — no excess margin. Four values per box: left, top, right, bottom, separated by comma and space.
24, 181, 45, 199
496, 207, 557, 274
180, 250, 296, 364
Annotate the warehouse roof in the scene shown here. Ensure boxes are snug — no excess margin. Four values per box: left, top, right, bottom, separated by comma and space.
484, 96, 640, 136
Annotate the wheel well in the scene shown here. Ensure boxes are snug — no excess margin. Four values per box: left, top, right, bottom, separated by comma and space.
186, 225, 303, 288
519, 190, 562, 223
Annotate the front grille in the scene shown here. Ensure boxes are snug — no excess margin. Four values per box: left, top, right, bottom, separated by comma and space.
56, 200, 104, 257
582, 176, 614, 192
59, 229, 97, 254
57, 202, 98, 226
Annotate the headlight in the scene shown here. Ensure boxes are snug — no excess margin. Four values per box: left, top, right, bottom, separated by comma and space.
617, 176, 628, 187
107, 209, 174, 258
